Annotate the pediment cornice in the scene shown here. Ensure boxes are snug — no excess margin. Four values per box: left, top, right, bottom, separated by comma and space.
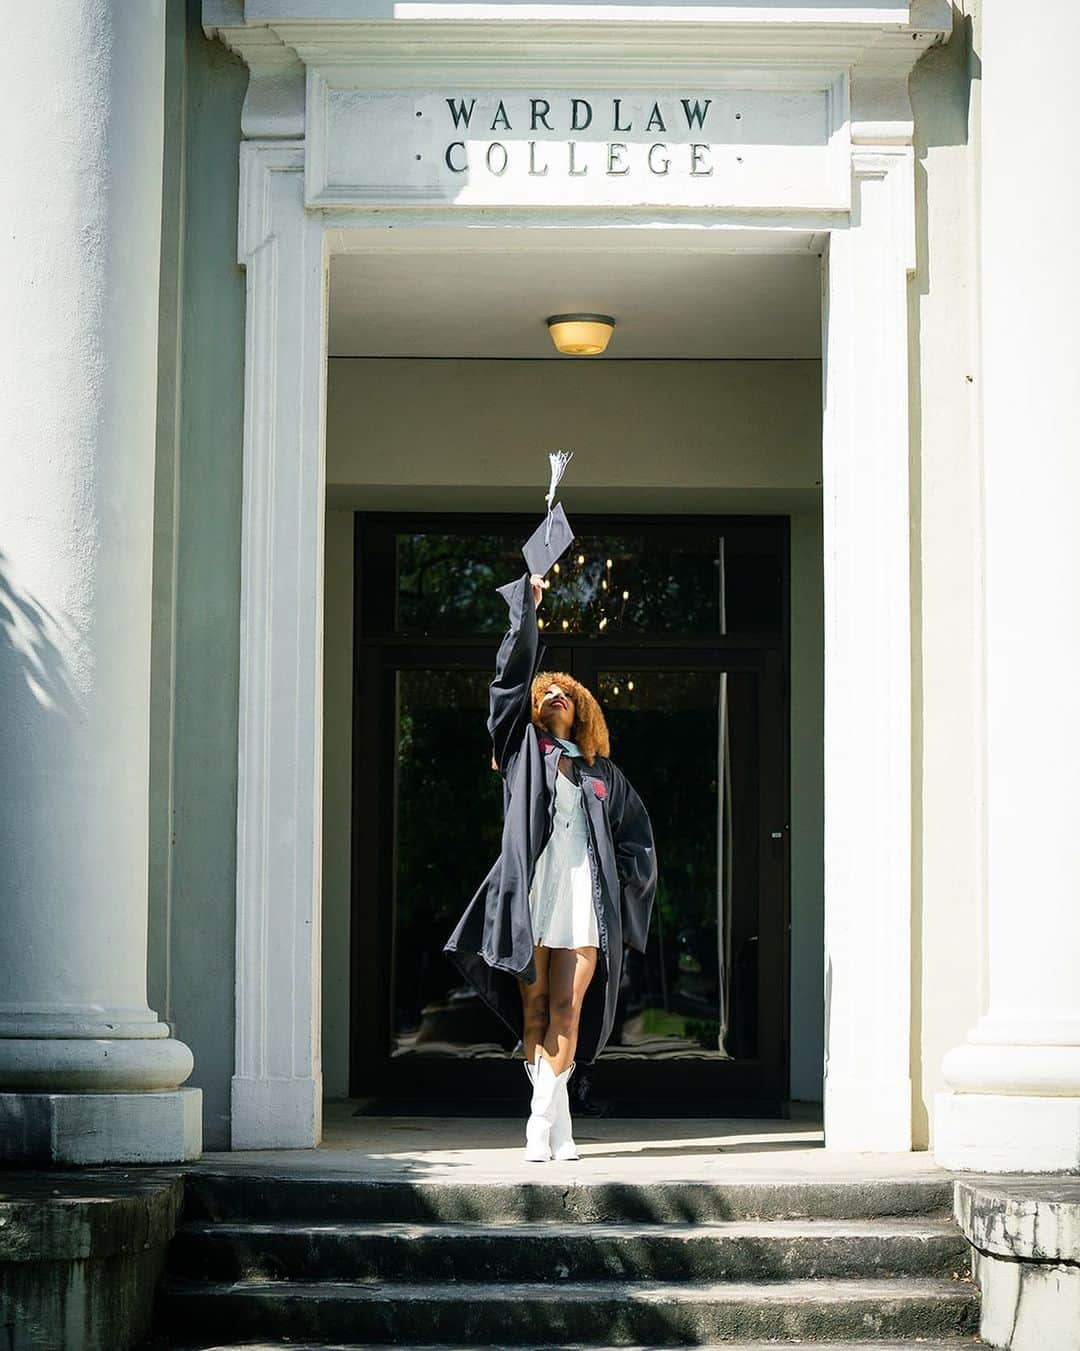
203, 2, 951, 142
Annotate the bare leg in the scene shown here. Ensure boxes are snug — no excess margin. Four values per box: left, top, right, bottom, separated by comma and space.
539, 946, 598, 1075
517, 944, 551, 1067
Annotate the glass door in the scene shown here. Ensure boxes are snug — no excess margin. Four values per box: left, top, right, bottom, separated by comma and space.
572, 650, 788, 1107
350, 514, 789, 1111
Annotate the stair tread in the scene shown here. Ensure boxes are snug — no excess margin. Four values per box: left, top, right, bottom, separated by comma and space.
178, 1216, 962, 1239
162, 1274, 977, 1302
173, 1342, 985, 1350
184, 1174, 953, 1224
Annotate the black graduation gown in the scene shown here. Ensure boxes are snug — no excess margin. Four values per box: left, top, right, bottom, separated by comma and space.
443, 568, 658, 1066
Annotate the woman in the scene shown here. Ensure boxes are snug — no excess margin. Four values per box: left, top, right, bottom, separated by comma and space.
443, 555, 658, 1163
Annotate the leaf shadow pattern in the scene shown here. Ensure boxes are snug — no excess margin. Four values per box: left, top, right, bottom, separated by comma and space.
0, 546, 83, 900
0, 548, 81, 717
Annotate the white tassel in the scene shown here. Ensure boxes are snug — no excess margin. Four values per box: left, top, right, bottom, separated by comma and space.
544, 449, 574, 544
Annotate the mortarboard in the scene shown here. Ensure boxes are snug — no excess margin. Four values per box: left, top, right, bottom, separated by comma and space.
522, 500, 574, 578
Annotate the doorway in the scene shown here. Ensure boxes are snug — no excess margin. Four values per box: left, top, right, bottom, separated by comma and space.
233, 130, 917, 1150
350, 511, 789, 1112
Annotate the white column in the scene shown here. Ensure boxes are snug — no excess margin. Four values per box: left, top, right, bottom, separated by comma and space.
934, 1, 1080, 1173
820, 147, 917, 1152
0, 1, 200, 1163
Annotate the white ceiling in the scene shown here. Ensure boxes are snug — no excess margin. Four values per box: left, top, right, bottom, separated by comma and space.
328, 244, 823, 359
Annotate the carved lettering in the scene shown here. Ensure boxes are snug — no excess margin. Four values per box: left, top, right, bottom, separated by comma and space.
445, 98, 475, 129
645, 102, 666, 133
530, 98, 554, 131
690, 143, 713, 175
606, 142, 629, 175
432, 93, 734, 186
570, 98, 593, 131
681, 98, 712, 130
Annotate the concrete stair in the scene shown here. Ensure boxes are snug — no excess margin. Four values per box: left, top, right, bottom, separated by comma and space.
153, 1171, 981, 1347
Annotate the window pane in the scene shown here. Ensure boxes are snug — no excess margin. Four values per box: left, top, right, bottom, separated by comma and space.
392, 525, 781, 638
598, 668, 760, 1060
394, 534, 523, 637
391, 668, 513, 1056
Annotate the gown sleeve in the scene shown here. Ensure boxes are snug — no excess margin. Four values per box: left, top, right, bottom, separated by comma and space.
608, 764, 658, 953
488, 571, 541, 774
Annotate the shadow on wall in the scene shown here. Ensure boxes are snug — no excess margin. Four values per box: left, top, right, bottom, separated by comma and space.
0, 547, 80, 707
0, 548, 81, 896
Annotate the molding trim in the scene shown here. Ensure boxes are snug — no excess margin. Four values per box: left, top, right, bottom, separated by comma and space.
232, 141, 328, 1150
206, 21, 306, 138
821, 145, 916, 1151
207, 8, 952, 71
204, 3, 951, 138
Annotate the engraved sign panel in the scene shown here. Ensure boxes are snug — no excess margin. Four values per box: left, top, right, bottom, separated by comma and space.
308, 77, 849, 210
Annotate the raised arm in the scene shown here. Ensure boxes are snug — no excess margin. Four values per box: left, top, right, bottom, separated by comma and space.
608, 764, 658, 952
488, 571, 542, 773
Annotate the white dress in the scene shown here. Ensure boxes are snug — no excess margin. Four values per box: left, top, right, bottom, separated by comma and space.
528, 769, 601, 949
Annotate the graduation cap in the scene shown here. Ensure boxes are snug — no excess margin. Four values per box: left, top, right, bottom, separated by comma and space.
522, 499, 574, 578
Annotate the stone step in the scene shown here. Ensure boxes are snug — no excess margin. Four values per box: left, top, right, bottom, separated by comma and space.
172, 1344, 984, 1351
157, 1274, 980, 1344
181, 1171, 954, 1225
167, 1216, 969, 1284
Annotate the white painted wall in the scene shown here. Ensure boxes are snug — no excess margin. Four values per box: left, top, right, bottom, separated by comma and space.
149, 0, 248, 1153
327, 357, 821, 508
936, 0, 1080, 1173
321, 354, 825, 1100
907, 2, 982, 1150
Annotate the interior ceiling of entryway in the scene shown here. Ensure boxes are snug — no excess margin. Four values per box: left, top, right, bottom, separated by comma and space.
329, 247, 823, 359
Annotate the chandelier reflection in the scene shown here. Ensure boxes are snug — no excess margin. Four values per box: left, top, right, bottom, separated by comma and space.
536, 545, 631, 636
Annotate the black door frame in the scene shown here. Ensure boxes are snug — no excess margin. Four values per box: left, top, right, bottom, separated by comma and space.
349, 511, 791, 1112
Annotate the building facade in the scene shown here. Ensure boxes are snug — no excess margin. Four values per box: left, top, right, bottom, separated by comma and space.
1, 0, 1077, 1177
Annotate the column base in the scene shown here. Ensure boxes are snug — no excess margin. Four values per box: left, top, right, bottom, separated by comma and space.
0, 1087, 202, 1164
934, 1090, 1080, 1172
231, 1074, 321, 1149
824, 1073, 913, 1152
0, 1035, 194, 1091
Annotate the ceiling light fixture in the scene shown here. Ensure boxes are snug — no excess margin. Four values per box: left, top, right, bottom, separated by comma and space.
545, 312, 616, 356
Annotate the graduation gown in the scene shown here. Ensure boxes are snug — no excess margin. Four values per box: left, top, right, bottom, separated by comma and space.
443, 568, 658, 1066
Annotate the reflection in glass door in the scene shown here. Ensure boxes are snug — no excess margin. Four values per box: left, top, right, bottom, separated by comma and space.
588, 668, 763, 1064
390, 667, 511, 1058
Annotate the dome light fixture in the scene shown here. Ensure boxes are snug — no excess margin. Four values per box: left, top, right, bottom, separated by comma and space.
545, 312, 616, 356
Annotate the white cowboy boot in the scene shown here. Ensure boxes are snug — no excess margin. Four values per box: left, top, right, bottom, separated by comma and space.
523, 1048, 554, 1162
549, 1061, 580, 1162
525, 1050, 578, 1163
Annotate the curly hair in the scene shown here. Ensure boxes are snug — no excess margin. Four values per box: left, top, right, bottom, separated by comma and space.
530, 669, 610, 765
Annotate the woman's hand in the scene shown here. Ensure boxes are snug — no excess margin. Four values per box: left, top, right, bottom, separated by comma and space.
530, 573, 547, 610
